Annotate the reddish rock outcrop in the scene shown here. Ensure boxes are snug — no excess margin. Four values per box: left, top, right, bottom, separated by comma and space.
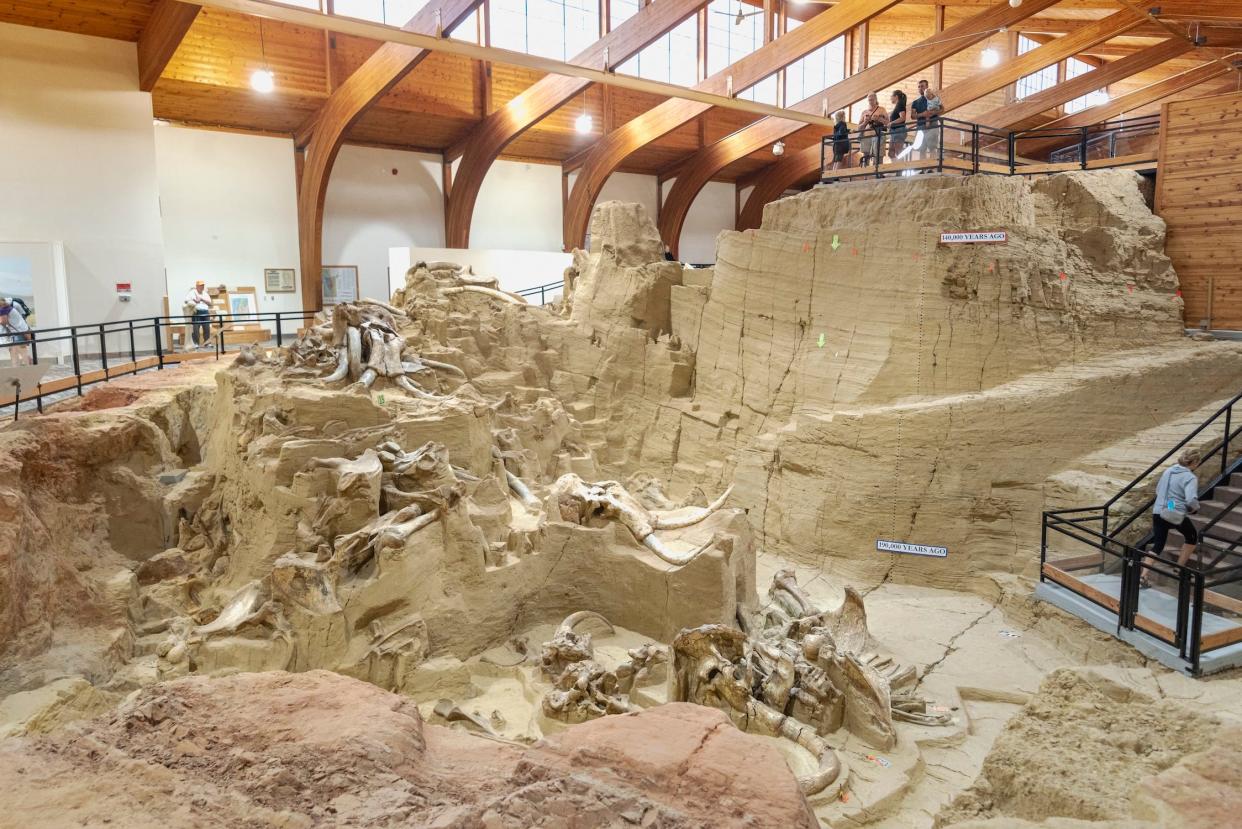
0, 669, 818, 828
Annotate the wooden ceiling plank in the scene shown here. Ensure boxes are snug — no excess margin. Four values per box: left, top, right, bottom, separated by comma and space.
137, 0, 201, 91
561, 0, 909, 253
656, 0, 1063, 255
441, 0, 712, 248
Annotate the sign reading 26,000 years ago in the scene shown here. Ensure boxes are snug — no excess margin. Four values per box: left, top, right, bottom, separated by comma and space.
876, 539, 949, 558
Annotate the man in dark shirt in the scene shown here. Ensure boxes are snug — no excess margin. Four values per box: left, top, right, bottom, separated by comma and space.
911, 79, 942, 161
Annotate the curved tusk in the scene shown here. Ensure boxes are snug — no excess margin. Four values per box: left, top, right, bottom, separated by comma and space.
419, 358, 467, 378
442, 285, 528, 305
642, 532, 714, 567
745, 700, 847, 798
321, 345, 350, 383
651, 484, 735, 530
396, 374, 447, 400
346, 326, 363, 379
504, 469, 541, 510
356, 298, 407, 317
558, 610, 615, 636
356, 367, 378, 389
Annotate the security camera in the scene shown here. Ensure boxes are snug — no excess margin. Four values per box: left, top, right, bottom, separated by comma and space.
773, 140, 786, 156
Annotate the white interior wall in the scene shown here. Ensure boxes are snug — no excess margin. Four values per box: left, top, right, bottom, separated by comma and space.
597, 172, 660, 222
322, 145, 445, 301
679, 181, 735, 265
470, 159, 564, 252
154, 125, 303, 314
0, 21, 165, 331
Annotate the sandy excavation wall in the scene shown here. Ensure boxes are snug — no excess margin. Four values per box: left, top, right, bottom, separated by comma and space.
552, 174, 1242, 585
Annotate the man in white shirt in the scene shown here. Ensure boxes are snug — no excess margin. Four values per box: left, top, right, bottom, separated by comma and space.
184, 280, 212, 350
0, 300, 32, 365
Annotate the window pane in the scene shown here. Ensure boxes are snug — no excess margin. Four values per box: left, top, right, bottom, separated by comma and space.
565, 0, 599, 58
527, 0, 566, 59
490, 0, 527, 51
668, 17, 698, 86
611, 0, 638, 31
1015, 35, 1057, 100
784, 27, 844, 106
333, 0, 384, 22
1063, 58, 1105, 114
450, 9, 479, 42
383, 0, 428, 25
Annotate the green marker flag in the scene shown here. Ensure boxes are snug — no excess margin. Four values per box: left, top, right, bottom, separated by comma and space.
831, 235, 840, 251
817, 333, 826, 348
377, 394, 386, 405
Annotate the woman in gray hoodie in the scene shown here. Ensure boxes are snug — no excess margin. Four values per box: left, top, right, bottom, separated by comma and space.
1141, 448, 1201, 587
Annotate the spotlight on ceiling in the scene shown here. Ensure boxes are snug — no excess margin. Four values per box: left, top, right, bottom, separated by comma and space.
980, 47, 1001, 68
250, 68, 276, 94
575, 112, 594, 134
773, 140, 786, 156
1009, 0, 1022, 8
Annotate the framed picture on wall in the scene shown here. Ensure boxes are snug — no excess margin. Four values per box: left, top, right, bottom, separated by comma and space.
322, 265, 359, 305
264, 268, 296, 293
229, 289, 257, 320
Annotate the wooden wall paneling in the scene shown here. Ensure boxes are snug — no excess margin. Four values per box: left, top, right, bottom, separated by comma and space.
562, 0, 906, 252
1156, 90, 1242, 329
656, 0, 1061, 254
0, 0, 157, 40
295, 0, 484, 310
137, 0, 201, 91
440, 0, 712, 248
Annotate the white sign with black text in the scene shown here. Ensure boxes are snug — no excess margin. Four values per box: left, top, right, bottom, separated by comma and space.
876, 539, 949, 558
939, 231, 1007, 245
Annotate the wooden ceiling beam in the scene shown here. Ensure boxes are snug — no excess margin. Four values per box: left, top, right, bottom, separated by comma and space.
560, 0, 907, 253
656, 0, 1064, 255
978, 37, 1195, 127
441, 0, 712, 249
137, 0, 201, 92
295, 0, 483, 310
938, 9, 1145, 111
1012, 57, 1237, 155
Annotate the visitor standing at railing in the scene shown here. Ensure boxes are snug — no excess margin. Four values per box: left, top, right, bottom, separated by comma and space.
831, 110, 851, 170
912, 81, 943, 162
859, 94, 888, 169
1140, 449, 1202, 587
0, 300, 32, 366
183, 280, 213, 351
888, 90, 909, 162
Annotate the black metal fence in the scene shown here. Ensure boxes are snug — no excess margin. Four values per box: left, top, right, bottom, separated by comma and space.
1041, 390, 1242, 674
820, 114, 1160, 182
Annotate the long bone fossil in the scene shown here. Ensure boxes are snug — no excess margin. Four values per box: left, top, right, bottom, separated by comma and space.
546, 473, 734, 566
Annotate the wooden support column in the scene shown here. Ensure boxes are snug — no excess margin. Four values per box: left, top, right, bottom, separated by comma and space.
137, 0, 201, 92
933, 4, 945, 90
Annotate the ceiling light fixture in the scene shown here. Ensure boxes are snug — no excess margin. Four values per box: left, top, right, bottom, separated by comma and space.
575, 90, 593, 134
1009, 0, 1022, 8
980, 47, 1001, 68
251, 19, 276, 94
773, 140, 785, 156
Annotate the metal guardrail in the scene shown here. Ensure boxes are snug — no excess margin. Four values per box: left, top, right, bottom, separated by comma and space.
515, 280, 564, 305
820, 115, 1160, 182
1040, 389, 1242, 674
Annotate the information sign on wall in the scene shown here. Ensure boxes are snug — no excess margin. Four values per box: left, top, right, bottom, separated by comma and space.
938, 231, 1007, 244
876, 539, 949, 558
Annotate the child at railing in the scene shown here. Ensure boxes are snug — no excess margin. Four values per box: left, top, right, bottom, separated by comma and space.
0, 301, 32, 366
831, 110, 851, 171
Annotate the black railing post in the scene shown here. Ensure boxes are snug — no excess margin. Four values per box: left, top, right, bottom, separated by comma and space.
70, 327, 83, 396
820, 136, 827, 180
127, 319, 136, 366
1175, 567, 1192, 654
1223, 405, 1232, 479
1079, 126, 1089, 170
1040, 512, 1048, 579
1190, 571, 1205, 675
29, 331, 42, 413
275, 313, 284, 348
937, 120, 945, 173
972, 123, 979, 174
154, 317, 164, 369
98, 323, 109, 376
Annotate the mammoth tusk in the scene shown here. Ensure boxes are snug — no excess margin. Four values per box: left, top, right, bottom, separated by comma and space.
442, 285, 528, 305
322, 345, 350, 383
504, 469, 541, 510
641, 532, 715, 567
346, 326, 363, 379
745, 699, 847, 798
356, 368, 378, 389
356, 298, 407, 317
651, 484, 734, 530
419, 358, 467, 378
558, 610, 615, 636
395, 374, 447, 400
421, 260, 464, 272
772, 570, 817, 617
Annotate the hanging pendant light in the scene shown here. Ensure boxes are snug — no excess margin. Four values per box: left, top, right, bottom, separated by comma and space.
575, 90, 593, 134
251, 19, 277, 93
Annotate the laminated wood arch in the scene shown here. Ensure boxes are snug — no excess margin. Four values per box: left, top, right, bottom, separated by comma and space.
561, 0, 905, 253
441, 0, 712, 249
657, 0, 1074, 255
295, 0, 483, 310
137, 0, 201, 91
